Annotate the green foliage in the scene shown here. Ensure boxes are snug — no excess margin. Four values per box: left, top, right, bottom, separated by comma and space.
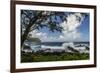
21, 53, 33, 62
21, 52, 89, 63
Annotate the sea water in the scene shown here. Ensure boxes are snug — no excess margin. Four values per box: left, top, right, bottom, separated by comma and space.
30, 42, 89, 52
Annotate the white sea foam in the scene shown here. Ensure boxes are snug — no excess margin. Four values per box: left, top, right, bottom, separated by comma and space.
29, 42, 89, 53
41, 45, 64, 49
62, 42, 74, 48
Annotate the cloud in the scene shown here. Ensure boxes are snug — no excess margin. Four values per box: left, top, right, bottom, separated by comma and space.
29, 30, 48, 41
30, 30, 65, 42
59, 13, 85, 42
61, 13, 84, 31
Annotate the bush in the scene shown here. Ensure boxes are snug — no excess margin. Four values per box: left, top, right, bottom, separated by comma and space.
21, 52, 89, 62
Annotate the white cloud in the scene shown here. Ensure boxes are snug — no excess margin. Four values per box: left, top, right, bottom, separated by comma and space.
59, 13, 85, 42
29, 30, 56, 42
29, 30, 48, 41
61, 13, 84, 32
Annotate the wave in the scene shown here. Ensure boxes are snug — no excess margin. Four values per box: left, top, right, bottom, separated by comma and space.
41, 45, 64, 49
30, 42, 89, 51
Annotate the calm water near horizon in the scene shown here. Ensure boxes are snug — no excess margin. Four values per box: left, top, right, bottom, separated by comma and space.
41, 42, 90, 46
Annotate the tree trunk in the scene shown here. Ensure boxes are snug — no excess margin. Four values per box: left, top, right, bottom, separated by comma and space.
21, 12, 43, 47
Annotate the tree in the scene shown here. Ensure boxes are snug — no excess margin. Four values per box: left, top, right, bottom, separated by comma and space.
21, 10, 68, 47
21, 10, 87, 47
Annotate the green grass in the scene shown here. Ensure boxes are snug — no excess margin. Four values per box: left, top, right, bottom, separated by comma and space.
21, 52, 89, 63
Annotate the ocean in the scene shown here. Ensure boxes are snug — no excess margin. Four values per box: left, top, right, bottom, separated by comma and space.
30, 42, 89, 52
41, 42, 89, 47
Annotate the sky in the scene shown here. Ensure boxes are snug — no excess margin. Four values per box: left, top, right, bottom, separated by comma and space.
30, 12, 90, 42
